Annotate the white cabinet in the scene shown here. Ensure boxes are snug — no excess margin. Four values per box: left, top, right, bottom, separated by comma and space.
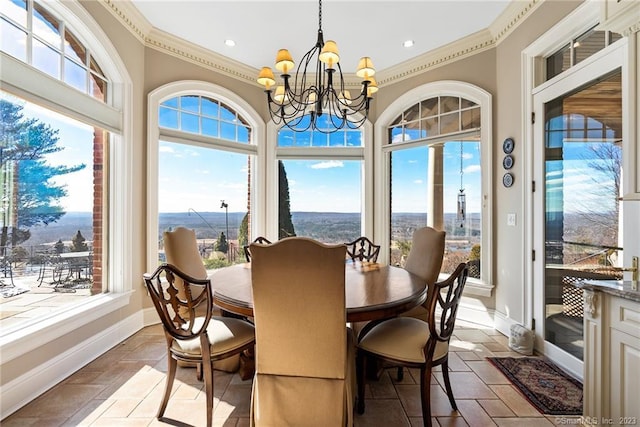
583, 288, 640, 424
608, 297, 640, 422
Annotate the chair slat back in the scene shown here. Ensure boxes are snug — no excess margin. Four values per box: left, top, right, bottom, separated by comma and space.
143, 263, 213, 341
345, 236, 380, 262
426, 262, 468, 344
250, 237, 347, 379
243, 236, 272, 261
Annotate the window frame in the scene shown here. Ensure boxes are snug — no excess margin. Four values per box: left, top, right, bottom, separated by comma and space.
0, 0, 133, 361
265, 118, 374, 241
374, 81, 493, 295
146, 80, 265, 272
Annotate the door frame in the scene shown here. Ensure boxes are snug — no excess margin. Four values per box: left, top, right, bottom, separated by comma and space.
532, 43, 624, 379
522, 1, 630, 379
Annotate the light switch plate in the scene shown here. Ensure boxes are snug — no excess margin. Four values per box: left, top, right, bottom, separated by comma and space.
507, 213, 516, 226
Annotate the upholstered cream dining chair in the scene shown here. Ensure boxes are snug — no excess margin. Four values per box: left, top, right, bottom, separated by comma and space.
144, 263, 255, 427
163, 226, 241, 372
249, 237, 355, 427
401, 226, 446, 321
356, 263, 469, 427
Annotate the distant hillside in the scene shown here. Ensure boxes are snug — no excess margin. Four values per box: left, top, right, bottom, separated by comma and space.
22, 210, 482, 250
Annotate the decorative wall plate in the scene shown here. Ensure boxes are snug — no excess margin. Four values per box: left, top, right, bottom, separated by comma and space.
503, 172, 514, 188
503, 137, 515, 154
503, 154, 514, 170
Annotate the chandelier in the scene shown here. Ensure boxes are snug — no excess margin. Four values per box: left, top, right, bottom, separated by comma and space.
256, 0, 377, 133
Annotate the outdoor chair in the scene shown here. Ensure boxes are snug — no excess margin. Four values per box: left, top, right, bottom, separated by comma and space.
0, 253, 14, 287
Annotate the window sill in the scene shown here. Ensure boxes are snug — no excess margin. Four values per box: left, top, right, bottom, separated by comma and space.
0, 291, 133, 364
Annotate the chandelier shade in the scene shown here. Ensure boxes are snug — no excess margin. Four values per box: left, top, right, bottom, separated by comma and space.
257, 0, 376, 133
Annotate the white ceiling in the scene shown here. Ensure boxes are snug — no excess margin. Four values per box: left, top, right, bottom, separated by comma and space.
129, 0, 511, 73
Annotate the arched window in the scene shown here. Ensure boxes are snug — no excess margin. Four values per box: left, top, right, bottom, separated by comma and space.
0, 0, 132, 362
375, 81, 493, 293
270, 112, 373, 243
1, 0, 109, 100
147, 81, 263, 269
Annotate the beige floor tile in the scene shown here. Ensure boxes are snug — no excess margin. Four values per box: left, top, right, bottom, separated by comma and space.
435, 371, 497, 399
354, 398, 411, 426
435, 416, 470, 426
477, 399, 516, 417
3, 322, 573, 427
493, 417, 555, 426
454, 329, 497, 343
490, 384, 544, 417
456, 399, 497, 427
465, 360, 512, 384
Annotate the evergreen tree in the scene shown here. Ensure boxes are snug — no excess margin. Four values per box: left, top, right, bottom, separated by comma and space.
238, 212, 248, 247
70, 230, 89, 252
278, 160, 296, 239
215, 232, 229, 254
0, 100, 86, 249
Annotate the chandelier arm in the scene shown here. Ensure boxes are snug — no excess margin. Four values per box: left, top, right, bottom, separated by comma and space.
260, 0, 375, 133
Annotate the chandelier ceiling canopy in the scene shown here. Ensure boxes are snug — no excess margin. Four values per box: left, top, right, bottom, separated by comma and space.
257, 0, 377, 134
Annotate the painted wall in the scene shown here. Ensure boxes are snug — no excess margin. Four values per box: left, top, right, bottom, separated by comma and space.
493, 0, 583, 328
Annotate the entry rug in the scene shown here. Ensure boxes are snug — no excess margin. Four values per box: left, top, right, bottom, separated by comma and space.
487, 356, 582, 415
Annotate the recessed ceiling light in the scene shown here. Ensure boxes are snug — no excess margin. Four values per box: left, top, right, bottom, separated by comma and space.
225, 39, 236, 47
403, 40, 414, 48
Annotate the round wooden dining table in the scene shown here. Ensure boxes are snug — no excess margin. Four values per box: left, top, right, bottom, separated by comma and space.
210, 261, 427, 323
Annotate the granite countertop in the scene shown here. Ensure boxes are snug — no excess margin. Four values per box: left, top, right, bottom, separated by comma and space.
576, 280, 640, 303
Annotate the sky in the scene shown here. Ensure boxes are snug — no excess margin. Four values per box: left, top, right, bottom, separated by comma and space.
1, 90, 618, 217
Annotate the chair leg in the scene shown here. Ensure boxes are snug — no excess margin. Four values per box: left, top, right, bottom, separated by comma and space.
441, 360, 458, 411
158, 355, 177, 419
420, 366, 433, 427
396, 366, 404, 381
356, 350, 366, 414
201, 350, 214, 427
197, 362, 203, 381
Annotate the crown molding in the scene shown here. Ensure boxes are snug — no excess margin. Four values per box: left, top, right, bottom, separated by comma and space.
97, 0, 542, 89
99, 0, 152, 43
376, 28, 496, 86
489, 0, 543, 43
145, 27, 259, 85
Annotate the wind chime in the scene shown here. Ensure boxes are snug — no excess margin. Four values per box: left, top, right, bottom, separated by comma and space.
457, 141, 466, 228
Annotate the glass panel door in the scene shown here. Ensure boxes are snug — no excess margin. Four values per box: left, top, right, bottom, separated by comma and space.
542, 71, 622, 361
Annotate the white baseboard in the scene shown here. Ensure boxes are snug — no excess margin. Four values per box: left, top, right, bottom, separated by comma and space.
0, 309, 154, 418
457, 303, 496, 329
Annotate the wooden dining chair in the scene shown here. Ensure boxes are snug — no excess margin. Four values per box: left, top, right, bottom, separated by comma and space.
243, 236, 271, 261
144, 263, 255, 427
164, 226, 242, 370
356, 262, 469, 427
249, 237, 354, 426
345, 236, 380, 263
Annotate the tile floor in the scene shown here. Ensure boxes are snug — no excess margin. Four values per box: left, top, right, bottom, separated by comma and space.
2, 319, 582, 426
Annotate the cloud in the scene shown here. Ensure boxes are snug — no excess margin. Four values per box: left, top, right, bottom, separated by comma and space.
310, 160, 344, 169
413, 179, 424, 184
464, 165, 481, 174
159, 146, 174, 153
